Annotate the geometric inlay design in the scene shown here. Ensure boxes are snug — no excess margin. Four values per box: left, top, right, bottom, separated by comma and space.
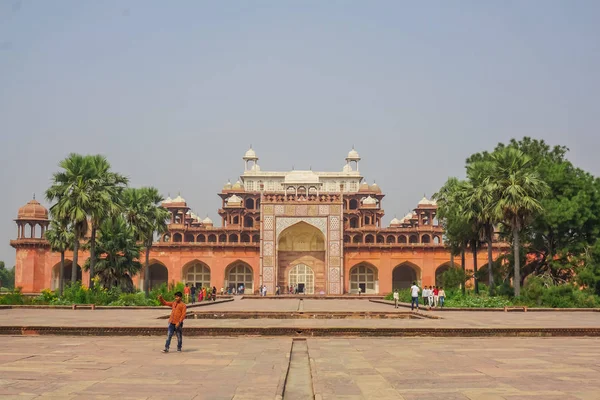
329, 267, 340, 282
329, 241, 340, 256
264, 216, 274, 230
319, 204, 330, 215
275, 217, 327, 238
263, 230, 273, 241
330, 204, 341, 215
263, 205, 274, 215
295, 204, 308, 216
263, 242, 274, 256
263, 266, 274, 282
285, 205, 295, 216
329, 256, 341, 267
275, 205, 285, 216
262, 256, 274, 267
308, 205, 318, 216
329, 216, 340, 231
329, 281, 341, 294
329, 230, 340, 240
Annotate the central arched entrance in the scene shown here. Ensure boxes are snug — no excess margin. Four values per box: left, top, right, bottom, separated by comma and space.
226, 262, 254, 293
277, 221, 325, 294
51, 261, 82, 290
147, 263, 168, 290
289, 264, 315, 294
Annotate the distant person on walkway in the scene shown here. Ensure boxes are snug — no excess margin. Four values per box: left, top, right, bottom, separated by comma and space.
428, 286, 434, 308
212, 286, 217, 302
410, 282, 420, 311
220, 287, 224, 296
393, 289, 399, 309
190, 285, 196, 305
358, 286, 362, 296
422, 286, 429, 307
433, 286, 439, 308
202, 287, 207, 301
184, 284, 190, 303
276, 286, 280, 295
158, 291, 187, 353
438, 287, 446, 308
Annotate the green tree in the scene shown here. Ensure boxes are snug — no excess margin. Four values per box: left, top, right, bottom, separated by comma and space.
44, 220, 74, 295
0, 261, 15, 290
122, 187, 170, 295
434, 178, 476, 295
88, 216, 142, 292
46, 154, 92, 283
488, 147, 549, 297
86, 155, 128, 287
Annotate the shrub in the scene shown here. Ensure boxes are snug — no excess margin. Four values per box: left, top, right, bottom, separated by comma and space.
0, 287, 25, 305
109, 292, 158, 306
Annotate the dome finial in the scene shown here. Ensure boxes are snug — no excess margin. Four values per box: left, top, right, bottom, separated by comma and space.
33, 193, 35, 200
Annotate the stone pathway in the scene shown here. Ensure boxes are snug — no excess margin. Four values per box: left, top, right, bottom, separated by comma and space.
1, 336, 599, 399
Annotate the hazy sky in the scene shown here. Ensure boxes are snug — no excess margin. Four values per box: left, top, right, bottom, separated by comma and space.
1, 1, 599, 266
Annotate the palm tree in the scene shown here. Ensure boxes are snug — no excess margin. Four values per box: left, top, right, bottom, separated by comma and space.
91, 217, 142, 292
86, 155, 128, 287
434, 178, 474, 295
123, 187, 170, 294
466, 161, 499, 295
44, 220, 73, 295
46, 154, 92, 283
488, 148, 549, 297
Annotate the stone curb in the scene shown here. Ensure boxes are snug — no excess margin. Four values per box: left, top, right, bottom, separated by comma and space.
1, 326, 599, 337
241, 295, 385, 300
369, 299, 600, 312
0, 298, 233, 310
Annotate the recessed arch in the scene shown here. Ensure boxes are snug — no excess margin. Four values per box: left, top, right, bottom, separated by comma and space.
229, 233, 239, 243
349, 199, 359, 210
252, 234, 260, 243
218, 233, 227, 243
278, 221, 325, 252
225, 261, 254, 293
241, 233, 250, 243
409, 234, 418, 244
349, 263, 378, 294
244, 216, 254, 228
421, 234, 431, 244
435, 263, 451, 286
365, 234, 374, 244
386, 235, 396, 244
184, 233, 195, 243
343, 235, 351, 243
173, 233, 182, 243
349, 217, 359, 229
352, 234, 363, 244
197, 234, 206, 243
207, 234, 217, 243
182, 260, 210, 289
376, 234, 384, 243
50, 260, 82, 290
245, 198, 254, 209
433, 235, 441, 244
398, 235, 407, 244
289, 264, 315, 294
147, 261, 168, 290
392, 262, 421, 290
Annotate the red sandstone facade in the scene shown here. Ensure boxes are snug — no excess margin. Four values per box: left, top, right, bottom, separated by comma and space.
11, 148, 505, 294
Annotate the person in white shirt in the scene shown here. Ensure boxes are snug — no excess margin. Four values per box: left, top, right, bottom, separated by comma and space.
428, 286, 435, 308
393, 289, 400, 309
422, 286, 429, 307
410, 282, 420, 311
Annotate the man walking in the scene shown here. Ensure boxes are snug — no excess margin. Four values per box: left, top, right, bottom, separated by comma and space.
158, 291, 187, 353
393, 289, 399, 309
410, 281, 420, 311
190, 285, 196, 305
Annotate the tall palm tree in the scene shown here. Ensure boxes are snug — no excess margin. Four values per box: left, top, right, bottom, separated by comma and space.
91, 216, 142, 292
86, 155, 128, 287
434, 178, 474, 295
123, 187, 170, 294
466, 160, 499, 295
46, 154, 92, 283
488, 148, 549, 297
44, 220, 73, 295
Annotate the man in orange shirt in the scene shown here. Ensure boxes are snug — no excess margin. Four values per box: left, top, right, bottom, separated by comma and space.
158, 291, 187, 353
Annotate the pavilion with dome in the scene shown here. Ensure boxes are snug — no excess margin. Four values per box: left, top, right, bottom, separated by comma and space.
10, 148, 501, 294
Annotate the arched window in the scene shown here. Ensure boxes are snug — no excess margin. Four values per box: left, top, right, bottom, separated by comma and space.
349, 217, 359, 229
386, 235, 396, 244
184, 263, 210, 289
376, 235, 385, 243
365, 234, 374, 243
289, 264, 315, 294
173, 233, 182, 243
343, 235, 351, 243
352, 235, 363, 243
229, 234, 239, 243
398, 235, 407, 244
421, 234, 431, 244
433, 236, 441, 244
349, 264, 378, 294
409, 235, 418, 244
208, 234, 217, 243
232, 216, 239, 225
349, 199, 359, 210
184, 233, 195, 242
241, 233, 250, 243
219, 234, 227, 243
197, 234, 206, 243
245, 198, 254, 209
226, 263, 254, 292
244, 216, 254, 228
252, 234, 260, 243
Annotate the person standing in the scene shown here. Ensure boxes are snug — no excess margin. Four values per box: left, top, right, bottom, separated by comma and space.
184, 284, 190, 303
393, 289, 399, 309
428, 286, 434, 309
433, 286, 439, 308
438, 287, 446, 308
212, 286, 217, 302
410, 281, 420, 311
190, 285, 196, 305
422, 286, 429, 307
158, 291, 187, 353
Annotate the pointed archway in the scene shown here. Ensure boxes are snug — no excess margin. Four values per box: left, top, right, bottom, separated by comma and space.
392, 262, 421, 290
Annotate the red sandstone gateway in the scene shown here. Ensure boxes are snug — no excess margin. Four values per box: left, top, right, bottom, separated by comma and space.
11, 147, 504, 294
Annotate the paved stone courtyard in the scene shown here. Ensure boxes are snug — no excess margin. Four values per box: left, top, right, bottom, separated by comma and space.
1, 336, 599, 400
